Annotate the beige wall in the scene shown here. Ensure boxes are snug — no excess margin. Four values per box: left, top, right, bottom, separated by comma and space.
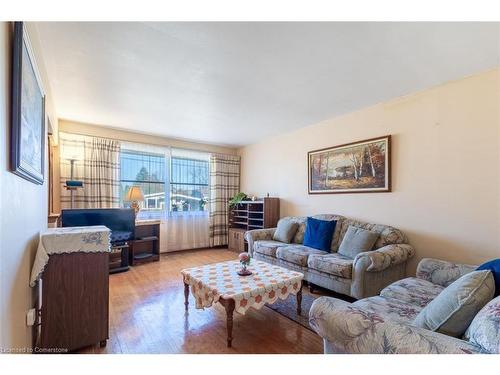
59, 119, 238, 155
0, 22, 56, 350
239, 68, 500, 274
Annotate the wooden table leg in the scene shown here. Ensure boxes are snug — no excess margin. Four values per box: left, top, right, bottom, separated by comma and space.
296, 280, 303, 315
220, 298, 236, 348
184, 282, 189, 312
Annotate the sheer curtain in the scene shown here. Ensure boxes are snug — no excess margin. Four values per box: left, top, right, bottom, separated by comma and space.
120, 142, 210, 252
163, 148, 210, 251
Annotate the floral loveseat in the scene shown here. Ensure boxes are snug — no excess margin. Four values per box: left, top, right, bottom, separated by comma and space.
245, 214, 415, 299
309, 258, 500, 354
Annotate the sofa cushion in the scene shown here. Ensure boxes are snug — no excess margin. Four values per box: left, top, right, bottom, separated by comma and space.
353, 296, 422, 324
413, 270, 495, 337
307, 253, 353, 278
288, 214, 344, 248
276, 245, 324, 267
254, 240, 288, 257
381, 277, 444, 308
273, 219, 299, 243
277, 215, 406, 252
280, 214, 344, 252
311, 214, 344, 251
476, 259, 500, 297
338, 225, 379, 258
290, 217, 308, 244
463, 295, 500, 353
303, 217, 337, 251
333, 218, 407, 252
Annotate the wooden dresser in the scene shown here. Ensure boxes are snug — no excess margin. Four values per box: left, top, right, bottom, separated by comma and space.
32, 226, 110, 352
40, 252, 109, 351
228, 197, 279, 252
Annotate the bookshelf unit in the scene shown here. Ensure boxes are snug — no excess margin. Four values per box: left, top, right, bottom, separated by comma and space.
228, 197, 279, 252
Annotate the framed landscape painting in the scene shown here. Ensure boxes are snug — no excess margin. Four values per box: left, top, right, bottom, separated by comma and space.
308, 135, 391, 194
11, 22, 46, 185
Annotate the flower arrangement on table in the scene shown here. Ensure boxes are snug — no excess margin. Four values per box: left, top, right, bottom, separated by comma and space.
238, 252, 252, 276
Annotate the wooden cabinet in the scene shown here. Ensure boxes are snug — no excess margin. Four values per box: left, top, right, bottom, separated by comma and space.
228, 197, 279, 252
39, 252, 109, 351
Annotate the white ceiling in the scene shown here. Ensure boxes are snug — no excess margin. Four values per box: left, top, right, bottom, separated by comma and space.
35, 22, 500, 147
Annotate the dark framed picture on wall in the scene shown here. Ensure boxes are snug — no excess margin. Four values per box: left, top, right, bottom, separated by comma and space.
11, 21, 46, 185
308, 135, 391, 194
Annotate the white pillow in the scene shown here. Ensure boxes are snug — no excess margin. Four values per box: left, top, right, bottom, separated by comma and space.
413, 270, 495, 337
273, 219, 299, 243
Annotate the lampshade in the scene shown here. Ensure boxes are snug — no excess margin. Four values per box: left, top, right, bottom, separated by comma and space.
124, 186, 144, 202
60, 142, 84, 161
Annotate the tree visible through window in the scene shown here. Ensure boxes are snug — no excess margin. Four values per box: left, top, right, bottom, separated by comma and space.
120, 149, 166, 215
119, 148, 209, 215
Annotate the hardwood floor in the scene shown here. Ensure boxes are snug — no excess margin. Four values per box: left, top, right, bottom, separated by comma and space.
78, 248, 324, 354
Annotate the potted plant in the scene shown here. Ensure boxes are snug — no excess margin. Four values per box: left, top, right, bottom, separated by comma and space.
229, 192, 248, 209
199, 197, 208, 211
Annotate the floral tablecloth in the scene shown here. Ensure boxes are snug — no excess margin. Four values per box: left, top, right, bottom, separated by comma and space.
181, 260, 304, 314
30, 226, 111, 287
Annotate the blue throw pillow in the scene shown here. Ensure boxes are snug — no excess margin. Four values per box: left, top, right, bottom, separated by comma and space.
477, 259, 500, 297
303, 217, 337, 252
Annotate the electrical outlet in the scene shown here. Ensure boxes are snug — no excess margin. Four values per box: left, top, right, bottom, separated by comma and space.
26, 308, 36, 326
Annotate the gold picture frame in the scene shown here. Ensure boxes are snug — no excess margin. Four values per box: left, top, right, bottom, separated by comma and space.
308, 135, 391, 194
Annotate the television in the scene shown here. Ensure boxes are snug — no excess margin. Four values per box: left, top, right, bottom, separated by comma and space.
61, 208, 135, 245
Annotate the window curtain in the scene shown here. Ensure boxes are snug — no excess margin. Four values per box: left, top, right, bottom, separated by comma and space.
162, 211, 209, 251
121, 142, 211, 252
164, 148, 210, 251
59, 132, 120, 209
209, 153, 240, 247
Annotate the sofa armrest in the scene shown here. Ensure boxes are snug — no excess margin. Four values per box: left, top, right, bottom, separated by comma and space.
309, 296, 483, 354
416, 258, 477, 287
350, 244, 415, 299
354, 244, 415, 272
244, 228, 276, 256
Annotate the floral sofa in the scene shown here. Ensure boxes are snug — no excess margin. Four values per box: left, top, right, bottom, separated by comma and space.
245, 214, 415, 299
309, 258, 500, 354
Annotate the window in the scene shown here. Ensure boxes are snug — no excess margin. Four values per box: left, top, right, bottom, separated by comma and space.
170, 156, 209, 212
119, 145, 209, 216
120, 149, 166, 215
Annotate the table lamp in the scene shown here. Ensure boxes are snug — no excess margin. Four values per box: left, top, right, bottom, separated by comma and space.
124, 186, 144, 217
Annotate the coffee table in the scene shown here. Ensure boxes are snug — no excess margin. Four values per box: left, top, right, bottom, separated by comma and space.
181, 259, 304, 347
